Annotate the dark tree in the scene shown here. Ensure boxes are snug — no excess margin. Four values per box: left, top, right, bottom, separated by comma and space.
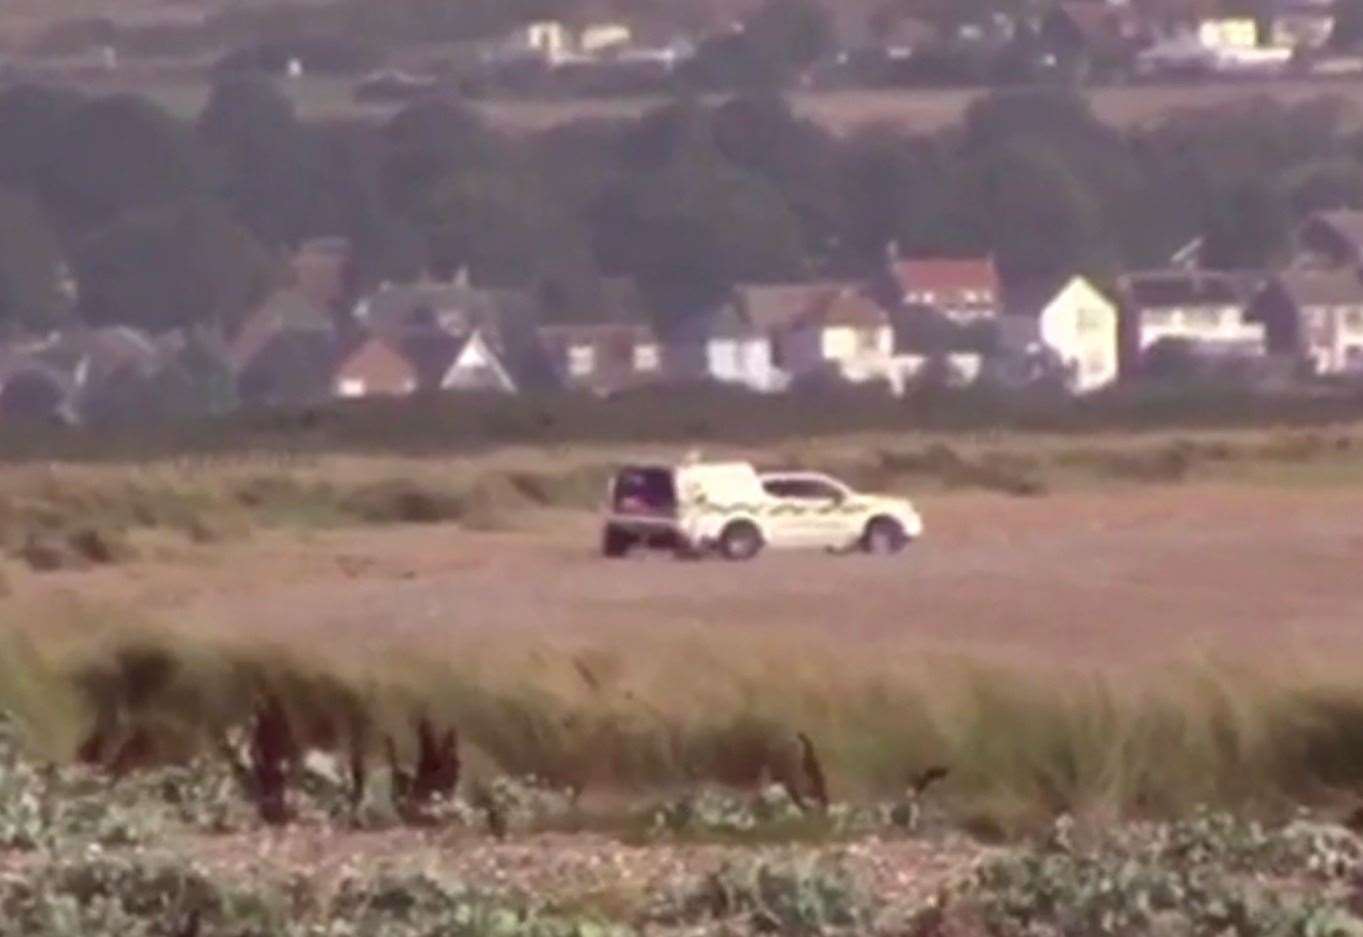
74, 200, 275, 334
198, 76, 322, 246
382, 99, 510, 214
0, 189, 72, 335
0, 84, 87, 192
43, 95, 212, 231
310, 122, 427, 289
595, 151, 808, 322
1201, 179, 1291, 270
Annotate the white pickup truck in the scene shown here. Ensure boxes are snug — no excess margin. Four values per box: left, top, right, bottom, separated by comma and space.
601, 460, 923, 560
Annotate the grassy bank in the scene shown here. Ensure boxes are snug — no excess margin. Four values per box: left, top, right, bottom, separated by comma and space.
4, 424, 1363, 570
6, 384, 1363, 466
6, 606, 1363, 839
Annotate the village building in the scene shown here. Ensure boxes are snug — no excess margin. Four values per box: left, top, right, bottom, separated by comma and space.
1000, 275, 1119, 394
537, 323, 662, 394
1250, 268, 1363, 375
1117, 270, 1266, 375
881, 256, 1001, 323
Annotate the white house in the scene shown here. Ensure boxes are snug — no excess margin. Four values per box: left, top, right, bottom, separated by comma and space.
1250, 268, 1363, 375
1001, 276, 1119, 394
734, 283, 894, 385
1118, 270, 1265, 374
661, 306, 785, 392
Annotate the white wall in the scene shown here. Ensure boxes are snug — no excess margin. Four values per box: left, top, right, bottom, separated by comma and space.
1038, 278, 1118, 394
708, 337, 784, 392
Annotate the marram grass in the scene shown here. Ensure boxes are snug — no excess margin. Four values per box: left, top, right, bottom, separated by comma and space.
5, 606, 1363, 837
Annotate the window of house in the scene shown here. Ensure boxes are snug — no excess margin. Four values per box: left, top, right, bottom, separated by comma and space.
633, 343, 660, 372
1076, 307, 1107, 332
856, 328, 880, 352
1344, 309, 1363, 332
568, 344, 596, 377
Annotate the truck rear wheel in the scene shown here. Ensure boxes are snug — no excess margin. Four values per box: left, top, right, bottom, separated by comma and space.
602, 526, 636, 558
719, 521, 763, 561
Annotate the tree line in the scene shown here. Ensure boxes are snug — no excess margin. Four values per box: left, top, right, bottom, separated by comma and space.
0, 79, 1361, 340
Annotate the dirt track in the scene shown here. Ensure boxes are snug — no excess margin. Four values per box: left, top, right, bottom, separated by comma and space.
17, 482, 1363, 670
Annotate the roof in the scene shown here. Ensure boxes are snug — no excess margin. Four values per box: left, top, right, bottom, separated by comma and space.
1051, 2, 1149, 47
1301, 209, 1363, 252
538, 323, 656, 345
889, 258, 998, 300
361, 281, 507, 336
1001, 274, 1076, 319
231, 289, 334, 370
1120, 271, 1243, 309
732, 282, 846, 334
801, 288, 890, 329
1270, 268, 1363, 307
395, 328, 472, 389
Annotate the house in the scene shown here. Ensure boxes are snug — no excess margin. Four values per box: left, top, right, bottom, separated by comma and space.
783, 287, 895, 385
1199, 18, 1258, 49
660, 306, 785, 393
1292, 209, 1363, 269
732, 282, 893, 385
1249, 268, 1363, 375
1117, 270, 1266, 375
356, 276, 519, 346
1268, 3, 1335, 49
1041, 2, 1154, 76
579, 23, 632, 55
291, 236, 354, 313
332, 335, 417, 399
0, 362, 75, 424
884, 305, 993, 394
231, 288, 336, 373
398, 328, 517, 393
537, 323, 662, 394
882, 256, 1001, 323
238, 329, 337, 407
1000, 276, 1119, 394
487, 20, 573, 64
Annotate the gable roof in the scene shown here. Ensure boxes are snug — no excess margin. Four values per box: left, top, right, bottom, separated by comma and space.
1119, 271, 1243, 309
732, 282, 847, 335
1050, 2, 1150, 50
889, 258, 999, 300
231, 289, 334, 370
801, 288, 891, 329
1299, 209, 1363, 254
1270, 268, 1363, 307
395, 328, 470, 389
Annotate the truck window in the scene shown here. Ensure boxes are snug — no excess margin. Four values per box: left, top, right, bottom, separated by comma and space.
613, 467, 676, 514
763, 478, 843, 501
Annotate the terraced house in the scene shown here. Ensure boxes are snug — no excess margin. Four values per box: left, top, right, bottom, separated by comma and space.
1251, 268, 1363, 375
1117, 270, 1265, 375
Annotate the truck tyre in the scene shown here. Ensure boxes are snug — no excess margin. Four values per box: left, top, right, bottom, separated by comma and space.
602, 526, 635, 558
719, 521, 763, 561
863, 517, 908, 556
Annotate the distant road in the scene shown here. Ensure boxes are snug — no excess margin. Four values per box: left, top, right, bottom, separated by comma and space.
76, 73, 1363, 133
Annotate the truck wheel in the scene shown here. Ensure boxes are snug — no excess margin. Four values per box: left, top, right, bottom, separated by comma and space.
719, 521, 763, 561
863, 517, 908, 556
602, 526, 635, 558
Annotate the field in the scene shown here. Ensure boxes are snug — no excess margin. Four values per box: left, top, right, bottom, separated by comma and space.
7, 426, 1363, 932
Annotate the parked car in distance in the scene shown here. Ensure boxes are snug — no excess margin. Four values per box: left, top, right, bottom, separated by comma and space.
601, 459, 923, 560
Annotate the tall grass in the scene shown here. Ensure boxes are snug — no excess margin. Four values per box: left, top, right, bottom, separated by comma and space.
6, 605, 1363, 837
